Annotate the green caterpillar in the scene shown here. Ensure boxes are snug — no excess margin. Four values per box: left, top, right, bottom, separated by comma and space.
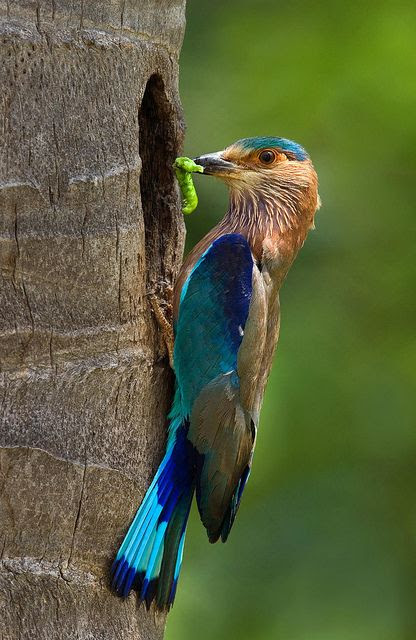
173, 157, 204, 215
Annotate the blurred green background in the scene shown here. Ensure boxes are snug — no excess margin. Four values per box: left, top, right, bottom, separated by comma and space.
167, 2, 416, 639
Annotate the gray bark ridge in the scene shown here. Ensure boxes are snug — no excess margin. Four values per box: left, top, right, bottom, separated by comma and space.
0, 2, 186, 638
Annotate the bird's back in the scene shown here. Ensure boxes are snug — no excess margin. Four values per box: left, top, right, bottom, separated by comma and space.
173, 219, 283, 417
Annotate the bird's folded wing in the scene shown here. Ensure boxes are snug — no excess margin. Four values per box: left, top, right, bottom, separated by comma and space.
189, 371, 253, 541
174, 233, 254, 415
174, 233, 265, 541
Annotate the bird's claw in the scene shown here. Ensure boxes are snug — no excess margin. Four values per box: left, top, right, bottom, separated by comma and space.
148, 289, 174, 369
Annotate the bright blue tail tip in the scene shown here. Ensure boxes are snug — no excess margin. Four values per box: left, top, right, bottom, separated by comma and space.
111, 556, 132, 598
111, 556, 176, 610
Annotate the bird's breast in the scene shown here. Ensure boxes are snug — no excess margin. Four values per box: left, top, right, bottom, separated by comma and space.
237, 258, 281, 420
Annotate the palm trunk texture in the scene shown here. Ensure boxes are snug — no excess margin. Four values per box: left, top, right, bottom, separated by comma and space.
0, 2, 186, 638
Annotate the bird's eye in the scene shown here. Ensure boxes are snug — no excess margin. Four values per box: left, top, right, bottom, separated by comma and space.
259, 149, 277, 165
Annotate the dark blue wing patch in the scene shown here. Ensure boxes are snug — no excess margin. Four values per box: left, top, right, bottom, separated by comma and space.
174, 233, 253, 416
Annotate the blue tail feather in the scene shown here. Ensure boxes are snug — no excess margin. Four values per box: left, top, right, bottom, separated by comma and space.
167, 501, 191, 606
111, 423, 194, 609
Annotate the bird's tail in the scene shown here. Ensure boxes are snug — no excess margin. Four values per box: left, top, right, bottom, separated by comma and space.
111, 425, 194, 610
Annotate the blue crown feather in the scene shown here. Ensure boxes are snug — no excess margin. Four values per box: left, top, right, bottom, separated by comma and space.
236, 136, 309, 161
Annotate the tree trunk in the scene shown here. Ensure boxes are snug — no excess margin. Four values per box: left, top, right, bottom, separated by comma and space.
0, 2, 186, 638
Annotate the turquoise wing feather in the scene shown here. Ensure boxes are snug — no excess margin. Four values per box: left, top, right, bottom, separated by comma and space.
174, 233, 256, 541
174, 233, 254, 414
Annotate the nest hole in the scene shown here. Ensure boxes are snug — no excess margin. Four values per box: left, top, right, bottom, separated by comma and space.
139, 74, 178, 290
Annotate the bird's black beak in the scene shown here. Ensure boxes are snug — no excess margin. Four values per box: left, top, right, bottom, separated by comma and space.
193, 153, 237, 176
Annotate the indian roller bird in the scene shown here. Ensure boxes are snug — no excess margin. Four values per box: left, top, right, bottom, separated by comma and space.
111, 136, 320, 609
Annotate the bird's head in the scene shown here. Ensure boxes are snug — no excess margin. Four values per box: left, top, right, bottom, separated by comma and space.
194, 136, 320, 235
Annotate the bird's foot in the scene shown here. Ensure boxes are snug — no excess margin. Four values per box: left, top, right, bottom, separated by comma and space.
148, 284, 174, 368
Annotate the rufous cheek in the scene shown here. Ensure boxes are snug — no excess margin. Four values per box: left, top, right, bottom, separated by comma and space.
275, 153, 288, 163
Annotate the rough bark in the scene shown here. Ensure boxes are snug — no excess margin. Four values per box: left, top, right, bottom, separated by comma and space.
0, 2, 186, 638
